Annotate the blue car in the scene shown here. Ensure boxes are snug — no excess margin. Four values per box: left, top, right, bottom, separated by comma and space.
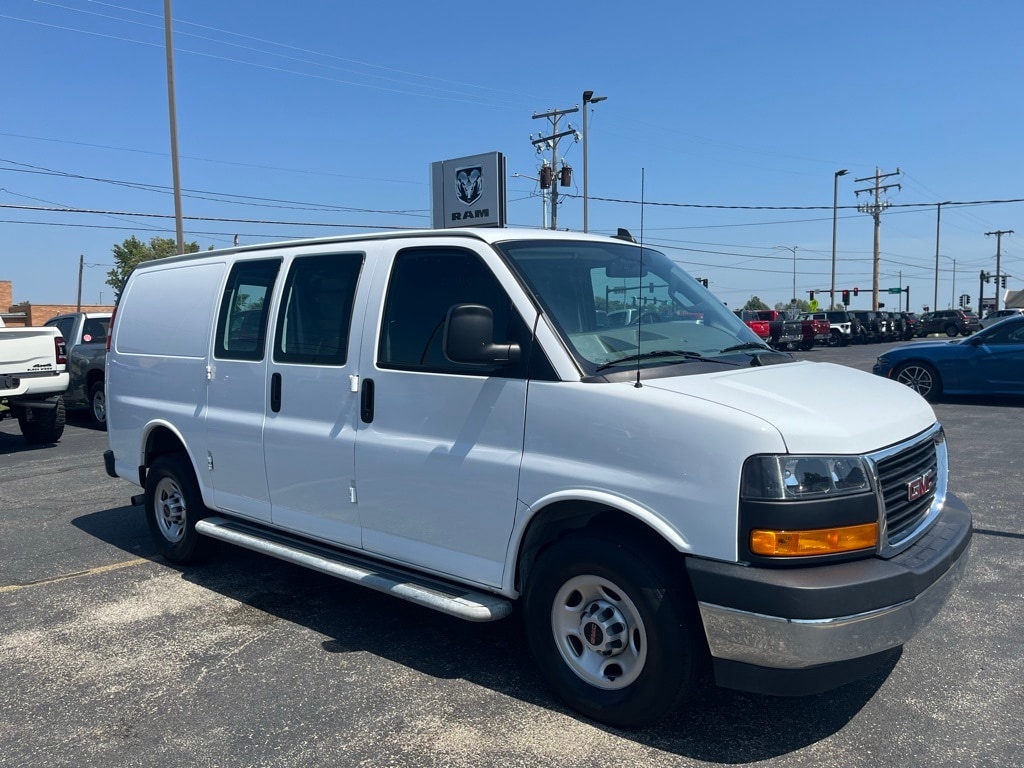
873, 315, 1024, 401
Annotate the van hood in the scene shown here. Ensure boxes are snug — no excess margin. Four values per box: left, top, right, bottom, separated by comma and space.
644, 361, 936, 455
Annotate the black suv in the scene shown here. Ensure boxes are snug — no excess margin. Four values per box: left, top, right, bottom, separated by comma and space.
849, 310, 883, 343
916, 309, 980, 337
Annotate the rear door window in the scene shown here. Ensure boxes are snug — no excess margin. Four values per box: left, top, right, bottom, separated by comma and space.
215, 259, 281, 361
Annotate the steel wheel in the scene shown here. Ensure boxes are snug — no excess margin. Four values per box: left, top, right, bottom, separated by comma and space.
89, 382, 106, 429
551, 574, 648, 690
895, 362, 941, 401
145, 454, 210, 563
153, 475, 187, 543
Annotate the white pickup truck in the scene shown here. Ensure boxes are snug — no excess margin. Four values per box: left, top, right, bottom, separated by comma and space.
0, 322, 70, 444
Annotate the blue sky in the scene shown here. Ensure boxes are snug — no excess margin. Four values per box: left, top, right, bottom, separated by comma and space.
2, 0, 1022, 311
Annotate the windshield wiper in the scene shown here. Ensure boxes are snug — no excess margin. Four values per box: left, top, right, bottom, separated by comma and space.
720, 342, 773, 353
595, 349, 738, 372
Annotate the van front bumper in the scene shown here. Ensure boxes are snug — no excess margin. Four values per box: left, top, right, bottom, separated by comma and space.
686, 492, 971, 694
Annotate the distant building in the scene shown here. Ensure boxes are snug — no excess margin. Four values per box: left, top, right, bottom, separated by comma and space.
0, 280, 114, 327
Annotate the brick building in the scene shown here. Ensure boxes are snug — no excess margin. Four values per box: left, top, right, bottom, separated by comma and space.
0, 280, 114, 327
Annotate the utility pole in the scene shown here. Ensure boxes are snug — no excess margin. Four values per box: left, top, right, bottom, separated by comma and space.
164, 0, 185, 254
531, 105, 579, 230
985, 230, 1013, 312
76, 254, 83, 312
855, 167, 901, 311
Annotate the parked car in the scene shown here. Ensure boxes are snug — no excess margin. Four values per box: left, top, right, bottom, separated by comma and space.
746, 309, 802, 350
898, 312, 921, 340
821, 310, 858, 346
44, 312, 110, 428
734, 310, 771, 343
849, 310, 882, 343
979, 308, 1024, 329
873, 314, 1024, 401
791, 312, 830, 350
0, 325, 68, 443
915, 309, 980, 337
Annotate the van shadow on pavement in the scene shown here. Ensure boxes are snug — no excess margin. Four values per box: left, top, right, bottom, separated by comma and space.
72, 506, 890, 761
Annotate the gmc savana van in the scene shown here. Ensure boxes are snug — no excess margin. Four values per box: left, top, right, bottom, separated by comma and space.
105, 228, 971, 727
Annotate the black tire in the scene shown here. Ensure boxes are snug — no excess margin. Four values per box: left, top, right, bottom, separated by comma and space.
894, 361, 942, 402
17, 398, 66, 444
827, 330, 842, 347
800, 339, 814, 351
944, 324, 958, 337
145, 454, 211, 564
88, 382, 107, 430
524, 534, 702, 728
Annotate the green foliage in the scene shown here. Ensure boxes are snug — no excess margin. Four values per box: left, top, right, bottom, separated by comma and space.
743, 296, 770, 311
774, 299, 813, 312
106, 236, 200, 300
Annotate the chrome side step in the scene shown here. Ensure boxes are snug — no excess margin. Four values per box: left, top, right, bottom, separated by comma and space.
194, 516, 512, 622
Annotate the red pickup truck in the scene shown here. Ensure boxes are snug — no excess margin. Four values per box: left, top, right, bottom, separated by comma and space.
790, 312, 831, 350
734, 310, 771, 343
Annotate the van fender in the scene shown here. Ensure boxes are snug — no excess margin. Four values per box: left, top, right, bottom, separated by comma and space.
502, 488, 692, 595
138, 419, 210, 506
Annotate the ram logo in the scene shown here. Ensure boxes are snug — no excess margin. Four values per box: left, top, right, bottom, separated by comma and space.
455, 166, 483, 206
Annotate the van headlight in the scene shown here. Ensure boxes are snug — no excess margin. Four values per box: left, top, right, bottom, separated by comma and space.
741, 455, 872, 500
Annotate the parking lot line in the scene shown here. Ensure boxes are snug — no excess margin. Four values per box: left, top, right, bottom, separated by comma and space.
0, 557, 150, 594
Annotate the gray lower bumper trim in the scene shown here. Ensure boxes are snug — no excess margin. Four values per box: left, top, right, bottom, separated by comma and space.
697, 546, 970, 669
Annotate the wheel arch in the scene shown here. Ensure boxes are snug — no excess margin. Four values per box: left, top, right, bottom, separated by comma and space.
511, 492, 690, 597
138, 421, 197, 489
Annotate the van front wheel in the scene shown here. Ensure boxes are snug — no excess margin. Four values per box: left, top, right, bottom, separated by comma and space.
524, 535, 700, 728
145, 454, 210, 564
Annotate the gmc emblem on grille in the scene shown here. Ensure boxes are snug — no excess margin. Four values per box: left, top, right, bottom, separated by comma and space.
907, 469, 934, 501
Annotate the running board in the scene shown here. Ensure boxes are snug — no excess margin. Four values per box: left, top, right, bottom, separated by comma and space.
194, 516, 512, 622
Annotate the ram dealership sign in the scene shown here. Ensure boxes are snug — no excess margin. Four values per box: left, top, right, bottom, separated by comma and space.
431, 151, 507, 229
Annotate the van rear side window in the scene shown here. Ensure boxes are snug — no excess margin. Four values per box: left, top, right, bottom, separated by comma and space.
215, 259, 281, 361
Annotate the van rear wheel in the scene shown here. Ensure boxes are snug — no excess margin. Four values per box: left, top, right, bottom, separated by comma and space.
524, 534, 701, 728
145, 454, 211, 563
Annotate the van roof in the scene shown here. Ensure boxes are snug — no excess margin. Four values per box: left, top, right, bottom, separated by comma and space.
132, 227, 635, 271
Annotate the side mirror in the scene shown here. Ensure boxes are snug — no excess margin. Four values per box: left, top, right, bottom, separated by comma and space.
443, 304, 521, 366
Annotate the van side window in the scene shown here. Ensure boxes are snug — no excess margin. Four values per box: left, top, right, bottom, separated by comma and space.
379, 247, 530, 377
274, 253, 363, 366
215, 259, 281, 361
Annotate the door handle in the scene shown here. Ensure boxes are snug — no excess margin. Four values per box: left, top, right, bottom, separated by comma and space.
270, 372, 282, 413
360, 378, 374, 423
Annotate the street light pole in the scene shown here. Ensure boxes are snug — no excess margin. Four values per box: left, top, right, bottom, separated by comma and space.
932, 202, 950, 311
831, 169, 848, 309
582, 90, 607, 233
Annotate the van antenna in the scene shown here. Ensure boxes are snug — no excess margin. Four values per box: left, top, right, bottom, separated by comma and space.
635, 168, 645, 389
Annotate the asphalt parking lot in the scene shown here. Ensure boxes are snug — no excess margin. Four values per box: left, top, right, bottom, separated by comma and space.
1, 341, 1021, 768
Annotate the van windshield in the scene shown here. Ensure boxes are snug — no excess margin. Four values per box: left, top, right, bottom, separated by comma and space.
495, 239, 771, 375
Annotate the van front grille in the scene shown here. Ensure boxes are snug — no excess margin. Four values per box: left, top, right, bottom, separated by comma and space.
875, 436, 938, 544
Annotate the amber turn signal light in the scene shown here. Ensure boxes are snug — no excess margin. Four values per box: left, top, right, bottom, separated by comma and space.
750, 522, 878, 557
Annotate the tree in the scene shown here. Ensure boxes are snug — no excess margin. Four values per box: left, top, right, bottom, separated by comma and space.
106, 236, 200, 300
743, 296, 770, 311
775, 299, 812, 313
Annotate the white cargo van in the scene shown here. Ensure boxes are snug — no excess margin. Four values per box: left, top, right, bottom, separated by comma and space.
105, 228, 971, 727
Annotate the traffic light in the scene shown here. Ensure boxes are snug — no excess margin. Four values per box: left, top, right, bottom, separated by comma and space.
809, 291, 815, 301
1001, 275, 1008, 288
853, 287, 859, 297
960, 294, 971, 308
842, 289, 850, 305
